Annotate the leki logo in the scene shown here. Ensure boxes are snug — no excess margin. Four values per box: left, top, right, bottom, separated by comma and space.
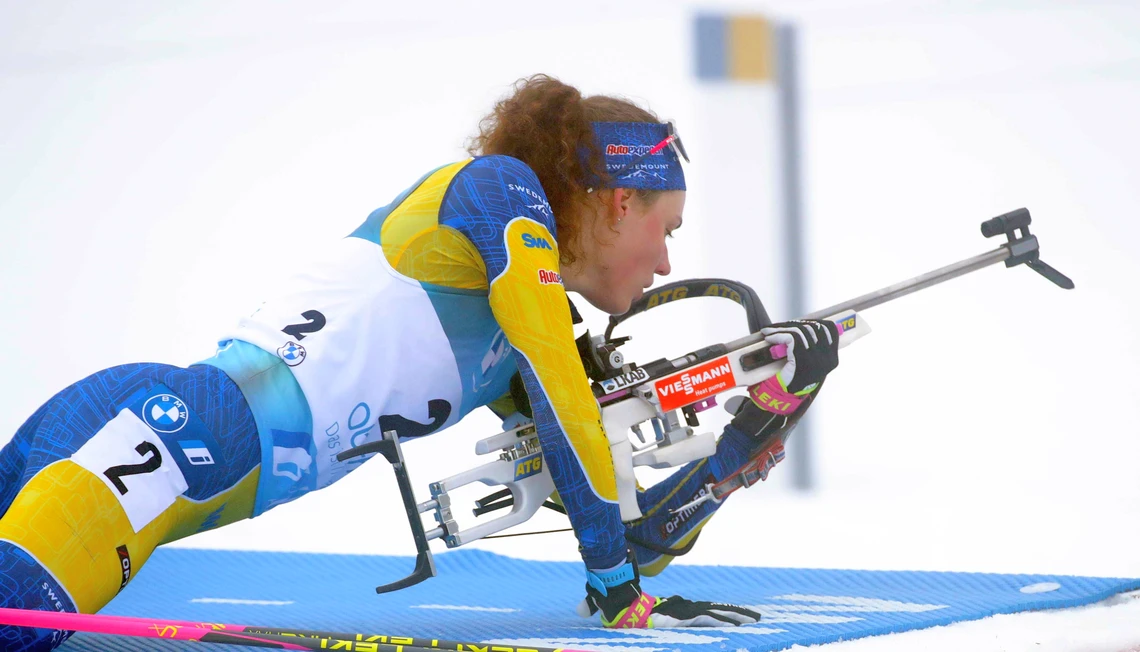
655, 356, 736, 411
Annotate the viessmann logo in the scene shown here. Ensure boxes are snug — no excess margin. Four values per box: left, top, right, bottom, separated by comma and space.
654, 356, 736, 411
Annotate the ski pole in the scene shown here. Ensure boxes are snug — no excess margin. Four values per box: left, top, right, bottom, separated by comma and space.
0, 606, 590, 652
93, 608, 584, 652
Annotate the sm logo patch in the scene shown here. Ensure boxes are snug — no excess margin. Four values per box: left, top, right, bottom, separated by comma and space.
522, 233, 553, 250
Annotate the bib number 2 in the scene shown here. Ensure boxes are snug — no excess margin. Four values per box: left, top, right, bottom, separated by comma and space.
71, 410, 189, 533
282, 310, 327, 341
103, 442, 163, 495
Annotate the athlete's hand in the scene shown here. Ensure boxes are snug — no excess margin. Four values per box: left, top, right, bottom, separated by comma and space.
578, 558, 760, 628
748, 320, 839, 415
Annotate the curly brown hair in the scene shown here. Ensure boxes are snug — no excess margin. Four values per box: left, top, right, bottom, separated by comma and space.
468, 74, 662, 265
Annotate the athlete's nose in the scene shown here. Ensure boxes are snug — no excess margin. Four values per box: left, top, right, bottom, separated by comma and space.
656, 245, 672, 276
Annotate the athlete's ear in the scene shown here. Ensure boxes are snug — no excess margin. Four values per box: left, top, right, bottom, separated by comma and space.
609, 188, 634, 222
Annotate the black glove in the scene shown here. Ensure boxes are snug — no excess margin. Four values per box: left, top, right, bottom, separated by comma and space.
761, 319, 840, 393
745, 320, 839, 418
580, 556, 761, 628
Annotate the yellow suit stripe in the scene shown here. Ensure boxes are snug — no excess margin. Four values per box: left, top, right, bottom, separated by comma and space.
0, 460, 258, 613
488, 218, 617, 502
381, 160, 488, 290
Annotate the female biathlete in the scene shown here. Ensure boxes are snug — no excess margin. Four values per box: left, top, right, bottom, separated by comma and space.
0, 74, 840, 649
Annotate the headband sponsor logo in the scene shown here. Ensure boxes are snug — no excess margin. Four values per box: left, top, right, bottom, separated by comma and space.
612, 167, 670, 184
608, 163, 670, 172
655, 356, 736, 411
537, 269, 562, 285
606, 143, 665, 157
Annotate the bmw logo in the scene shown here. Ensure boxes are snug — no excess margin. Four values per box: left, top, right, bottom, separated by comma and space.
142, 394, 189, 434
277, 341, 307, 366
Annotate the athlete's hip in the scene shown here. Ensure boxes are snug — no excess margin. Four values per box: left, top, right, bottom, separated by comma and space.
2, 361, 261, 523
0, 361, 262, 612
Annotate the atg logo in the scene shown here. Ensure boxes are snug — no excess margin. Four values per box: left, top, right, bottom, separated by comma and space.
521, 233, 553, 250
142, 394, 189, 434
537, 269, 562, 285
277, 341, 307, 366
514, 453, 543, 479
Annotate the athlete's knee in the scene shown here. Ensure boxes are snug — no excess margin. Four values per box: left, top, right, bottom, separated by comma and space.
0, 624, 72, 652
0, 541, 77, 651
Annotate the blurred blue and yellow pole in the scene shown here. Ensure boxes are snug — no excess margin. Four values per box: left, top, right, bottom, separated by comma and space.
695, 13, 813, 490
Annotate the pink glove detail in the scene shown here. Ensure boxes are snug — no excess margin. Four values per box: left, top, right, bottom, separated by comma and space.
613, 592, 656, 629
748, 376, 806, 415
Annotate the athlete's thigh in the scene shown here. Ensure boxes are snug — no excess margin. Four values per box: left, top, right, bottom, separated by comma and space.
0, 362, 261, 613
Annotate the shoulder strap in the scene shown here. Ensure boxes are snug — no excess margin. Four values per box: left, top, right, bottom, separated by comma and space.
605, 278, 772, 339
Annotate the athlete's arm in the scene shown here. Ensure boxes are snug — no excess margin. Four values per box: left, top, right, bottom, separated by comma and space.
484, 392, 518, 421
440, 155, 628, 570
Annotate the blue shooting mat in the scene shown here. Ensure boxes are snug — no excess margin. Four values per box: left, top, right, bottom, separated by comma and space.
62, 548, 1140, 651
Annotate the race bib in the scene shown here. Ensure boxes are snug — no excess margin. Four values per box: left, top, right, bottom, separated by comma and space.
71, 409, 189, 533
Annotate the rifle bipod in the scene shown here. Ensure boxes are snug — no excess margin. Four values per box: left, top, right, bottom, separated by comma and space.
337, 430, 442, 593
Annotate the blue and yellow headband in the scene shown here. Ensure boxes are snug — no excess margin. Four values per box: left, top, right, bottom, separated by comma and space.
590, 121, 689, 191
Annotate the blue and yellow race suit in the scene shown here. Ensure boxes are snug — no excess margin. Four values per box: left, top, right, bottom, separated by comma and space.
0, 154, 767, 650
213, 154, 629, 568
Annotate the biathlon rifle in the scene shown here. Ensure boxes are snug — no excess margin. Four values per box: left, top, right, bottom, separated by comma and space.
339, 207, 1073, 594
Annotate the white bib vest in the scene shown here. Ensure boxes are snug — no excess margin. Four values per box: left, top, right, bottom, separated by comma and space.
222, 237, 507, 492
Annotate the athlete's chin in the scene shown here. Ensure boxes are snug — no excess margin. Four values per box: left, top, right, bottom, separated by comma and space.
586, 291, 635, 316
615, 289, 644, 315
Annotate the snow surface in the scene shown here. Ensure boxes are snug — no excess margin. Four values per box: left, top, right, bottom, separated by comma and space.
786, 591, 1140, 652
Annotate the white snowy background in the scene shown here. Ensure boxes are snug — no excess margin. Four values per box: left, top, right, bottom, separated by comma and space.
1, 1, 1138, 650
